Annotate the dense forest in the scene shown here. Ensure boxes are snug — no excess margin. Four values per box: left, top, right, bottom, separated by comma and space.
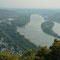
0, 39, 60, 60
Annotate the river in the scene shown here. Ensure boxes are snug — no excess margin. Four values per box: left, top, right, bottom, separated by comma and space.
53, 22, 60, 36
17, 14, 55, 47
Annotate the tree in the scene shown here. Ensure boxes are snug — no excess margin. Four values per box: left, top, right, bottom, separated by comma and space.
50, 39, 60, 60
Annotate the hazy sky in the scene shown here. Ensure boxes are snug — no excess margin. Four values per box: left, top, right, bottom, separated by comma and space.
0, 0, 60, 8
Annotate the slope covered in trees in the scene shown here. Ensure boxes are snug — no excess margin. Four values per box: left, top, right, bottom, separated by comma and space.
0, 9, 39, 54
0, 22, 38, 53
0, 39, 60, 60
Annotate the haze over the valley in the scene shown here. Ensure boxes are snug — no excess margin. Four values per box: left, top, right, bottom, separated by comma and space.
0, 0, 60, 9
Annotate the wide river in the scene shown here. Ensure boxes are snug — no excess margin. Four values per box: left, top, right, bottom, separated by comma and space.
17, 14, 55, 47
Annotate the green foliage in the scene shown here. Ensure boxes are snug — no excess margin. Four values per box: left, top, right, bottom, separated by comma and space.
35, 39, 60, 60
0, 52, 20, 60
0, 39, 60, 60
50, 39, 60, 60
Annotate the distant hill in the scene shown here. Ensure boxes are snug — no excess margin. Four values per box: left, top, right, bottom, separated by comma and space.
47, 12, 60, 23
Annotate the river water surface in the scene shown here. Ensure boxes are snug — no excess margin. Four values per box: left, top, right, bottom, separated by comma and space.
17, 14, 55, 47
53, 22, 60, 36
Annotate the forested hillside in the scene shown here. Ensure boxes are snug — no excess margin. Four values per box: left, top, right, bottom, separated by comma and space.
0, 9, 38, 54
0, 39, 60, 60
